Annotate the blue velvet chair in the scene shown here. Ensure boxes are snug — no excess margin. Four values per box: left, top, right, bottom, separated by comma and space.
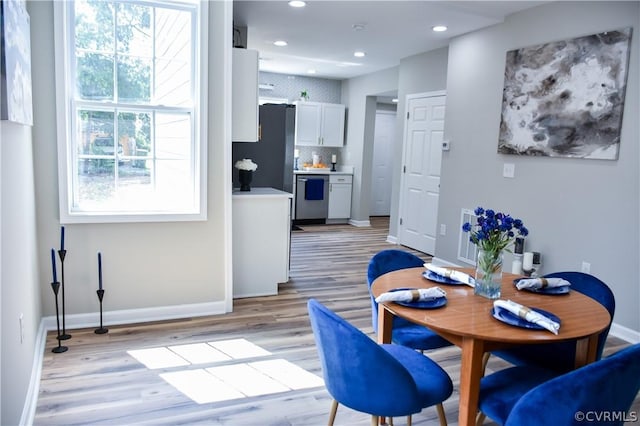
307, 299, 453, 426
367, 249, 452, 351
489, 271, 615, 372
477, 343, 640, 426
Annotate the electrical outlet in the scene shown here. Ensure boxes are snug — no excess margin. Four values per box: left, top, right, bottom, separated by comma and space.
503, 163, 515, 178
581, 261, 591, 273
440, 224, 446, 235
441, 140, 450, 151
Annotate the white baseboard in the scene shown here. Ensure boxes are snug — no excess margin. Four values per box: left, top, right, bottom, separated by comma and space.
20, 321, 47, 426
348, 219, 371, 227
386, 235, 398, 244
430, 257, 461, 267
609, 323, 640, 344
41, 301, 227, 331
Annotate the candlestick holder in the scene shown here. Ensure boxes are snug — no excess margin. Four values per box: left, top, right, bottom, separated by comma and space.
50, 281, 68, 353
57, 249, 71, 340
95, 289, 108, 334
331, 162, 336, 172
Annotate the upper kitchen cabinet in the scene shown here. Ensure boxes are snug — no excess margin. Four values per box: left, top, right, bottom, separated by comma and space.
294, 101, 345, 147
232, 48, 259, 142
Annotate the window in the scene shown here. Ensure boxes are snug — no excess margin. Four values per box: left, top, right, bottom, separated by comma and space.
54, 0, 207, 223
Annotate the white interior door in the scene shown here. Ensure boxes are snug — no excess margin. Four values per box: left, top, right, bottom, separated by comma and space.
370, 110, 395, 216
399, 92, 446, 255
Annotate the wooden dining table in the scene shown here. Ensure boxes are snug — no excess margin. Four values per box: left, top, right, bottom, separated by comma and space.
371, 267, 611, 426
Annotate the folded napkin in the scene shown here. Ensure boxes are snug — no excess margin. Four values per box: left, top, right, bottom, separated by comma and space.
424, 263, 475, 287
515, 277, 571, 290
376, 287, 447, 304
493, 299, 560, 335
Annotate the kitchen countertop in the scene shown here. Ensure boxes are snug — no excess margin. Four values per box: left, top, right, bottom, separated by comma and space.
232, 187, 293, 198
294, 168, 353, 175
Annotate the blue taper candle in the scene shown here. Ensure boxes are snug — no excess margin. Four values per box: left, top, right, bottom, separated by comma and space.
98, 252, 103, 290
51, 249, 57, 282
60, 226, 65, 251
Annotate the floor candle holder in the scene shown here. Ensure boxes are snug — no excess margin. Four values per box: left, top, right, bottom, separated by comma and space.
57, 249, 71, 340
95, 289, 108, 334
50, 281, 68, 353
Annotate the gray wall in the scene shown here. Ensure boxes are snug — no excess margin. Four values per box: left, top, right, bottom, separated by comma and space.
389, 47, 449, 237
437, 1, 639, 332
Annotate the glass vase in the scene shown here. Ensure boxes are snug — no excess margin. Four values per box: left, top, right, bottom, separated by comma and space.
474, 248, 504, 299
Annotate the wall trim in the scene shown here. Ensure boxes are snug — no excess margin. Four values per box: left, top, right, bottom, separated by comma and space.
348, 219, 371, 227
609, 323, 640, 344
386, 234, 398, 244
41, 301, 227, 331
430, 256, 461, 267
19, 321, 47, 426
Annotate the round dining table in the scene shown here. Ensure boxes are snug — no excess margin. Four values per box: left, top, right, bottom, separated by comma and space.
371, 267, 611, 426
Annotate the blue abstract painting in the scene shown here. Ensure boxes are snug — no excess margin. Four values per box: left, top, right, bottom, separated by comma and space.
498, 28, 632, 160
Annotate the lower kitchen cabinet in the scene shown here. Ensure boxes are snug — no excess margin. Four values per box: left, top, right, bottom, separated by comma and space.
328, 174, 352, 221
232, 188, 292, 298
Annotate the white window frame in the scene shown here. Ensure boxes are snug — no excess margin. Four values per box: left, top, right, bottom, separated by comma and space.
53, 0, 208, 223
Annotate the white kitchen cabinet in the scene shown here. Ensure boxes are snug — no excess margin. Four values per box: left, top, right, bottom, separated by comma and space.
328, 174, 352, 220
232, 48, 259, 142
294, 101, 345, 147
232, 188, 292, 298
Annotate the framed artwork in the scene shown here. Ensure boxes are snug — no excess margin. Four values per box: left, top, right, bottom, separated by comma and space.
498, 28, 632, 160
1, 0, 33, 126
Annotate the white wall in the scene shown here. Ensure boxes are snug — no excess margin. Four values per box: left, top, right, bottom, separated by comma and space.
30, 2, 232, 322
437, 1, 639, 333
389, 47, 449, 237
1, 120, 41, 424
341, 67, 398, 224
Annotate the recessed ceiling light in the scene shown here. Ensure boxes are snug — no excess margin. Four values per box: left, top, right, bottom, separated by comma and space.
392, 98, 399, 103
307, 69, 316, 74
352, 24, 365, 31
432, 25, 448, 32
288, 0, 306, 7
273, 40, 288, 47
354, 51, 366, 58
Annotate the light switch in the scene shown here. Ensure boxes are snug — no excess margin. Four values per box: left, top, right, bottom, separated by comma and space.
503, 163, 515, 178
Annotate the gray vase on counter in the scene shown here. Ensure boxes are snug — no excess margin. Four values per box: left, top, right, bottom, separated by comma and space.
239, 170, 253, 191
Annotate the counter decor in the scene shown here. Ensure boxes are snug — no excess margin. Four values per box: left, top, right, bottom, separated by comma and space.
462, 207, 529, 299
235, 158, 258, 191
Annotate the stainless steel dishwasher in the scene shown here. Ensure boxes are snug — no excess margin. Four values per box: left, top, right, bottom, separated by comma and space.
295, 174, 329, 220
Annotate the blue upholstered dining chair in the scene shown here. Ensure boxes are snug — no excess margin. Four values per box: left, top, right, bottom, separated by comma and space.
367, 249, 452, 351
489, 271, 616, 373
477, 343, 640, 426
307, 299, 453, 426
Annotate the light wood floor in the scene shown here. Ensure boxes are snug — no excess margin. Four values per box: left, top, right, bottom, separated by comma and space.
34, 217, 637, 425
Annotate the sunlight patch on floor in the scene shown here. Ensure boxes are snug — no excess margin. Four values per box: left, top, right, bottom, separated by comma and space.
128, 338, 324, 405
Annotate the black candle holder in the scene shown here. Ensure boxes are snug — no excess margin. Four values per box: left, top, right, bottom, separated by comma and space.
57, 249, 71, 340
331, 162, 336, 172
95, 289, 108, 334
50, 281, 68, 353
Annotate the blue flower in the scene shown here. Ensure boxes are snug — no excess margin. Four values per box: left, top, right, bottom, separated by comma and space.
461, 206, 528, 253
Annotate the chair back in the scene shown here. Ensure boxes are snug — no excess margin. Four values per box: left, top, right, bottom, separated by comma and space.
366, 250, 424, 331
494, 271, 615, 372
307, 299, 423, 416
505, 344, 640, 426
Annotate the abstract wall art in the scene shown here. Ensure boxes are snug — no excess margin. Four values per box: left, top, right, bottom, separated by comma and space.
498, 28, 632, 160
1, 0, 33, 126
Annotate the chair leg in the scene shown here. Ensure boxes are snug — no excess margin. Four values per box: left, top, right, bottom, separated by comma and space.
436, 403, 447, 426
407, 415, 412, 426
481, 352, 491, 376
388, 417, 394, 425
371, 415, 379, 426
328, 399, 339, 426
476, 411, 486, 426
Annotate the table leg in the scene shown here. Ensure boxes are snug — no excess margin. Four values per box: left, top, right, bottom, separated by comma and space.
458, 337, 486, 426
377, 304, 394, 344
574, 334, 599, 368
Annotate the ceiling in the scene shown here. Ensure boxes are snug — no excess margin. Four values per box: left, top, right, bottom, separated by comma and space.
233, 1, 546, 80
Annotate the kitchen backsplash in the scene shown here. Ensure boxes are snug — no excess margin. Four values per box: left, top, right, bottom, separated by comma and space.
296, 146, 341, 168
259, 72, 342, 104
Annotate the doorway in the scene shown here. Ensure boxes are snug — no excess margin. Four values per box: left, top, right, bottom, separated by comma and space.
370, 109, 395, 216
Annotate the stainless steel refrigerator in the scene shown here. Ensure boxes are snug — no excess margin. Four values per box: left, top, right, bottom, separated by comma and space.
232, 104, 295, 194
